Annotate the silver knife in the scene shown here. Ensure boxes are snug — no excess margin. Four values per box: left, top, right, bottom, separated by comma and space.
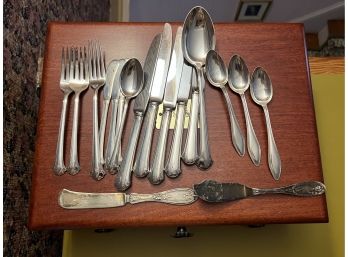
115, 34, 162, 191
165, 63, 193, 177
104, 59, 126, 171
59, 187, 197, 209
148, 26, 184, 185
99, 60, 121, 165
133, 23, 173, 178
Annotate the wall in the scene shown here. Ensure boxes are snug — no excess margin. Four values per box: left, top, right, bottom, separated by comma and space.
3, 1, 110, 256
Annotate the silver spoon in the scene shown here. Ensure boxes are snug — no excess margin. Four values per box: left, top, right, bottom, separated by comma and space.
206, 50, 245, 156
228, 55, 261, 165
108, 58, 144, 172
250, 67, 281, 180
182, 6, 215, 169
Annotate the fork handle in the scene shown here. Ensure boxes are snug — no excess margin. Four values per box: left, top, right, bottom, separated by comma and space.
54, 93, 70, 175
91, 90, 105, 180
68, 93, 81, 175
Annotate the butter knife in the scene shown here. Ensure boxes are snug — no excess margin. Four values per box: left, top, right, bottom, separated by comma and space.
59, 188, 197, 209
194, 180, 326, 202
115, 34, 162, 191
133, 23, 173, 178
148, 26, 184, 184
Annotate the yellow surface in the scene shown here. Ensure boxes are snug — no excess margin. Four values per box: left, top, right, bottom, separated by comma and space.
62, 74, 344, 257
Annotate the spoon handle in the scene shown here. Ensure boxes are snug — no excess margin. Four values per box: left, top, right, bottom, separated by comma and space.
133, 102, 158, 177
109, 97, 128, 173
196, 68, 213, 169
68, 93, 81, 175
105, 99, 118, 168
53, 93, 70, 175
116, 113, 144, 191
148, 109, 171, 184
182, 92, 199, 165
221, 86, 245, 157
241, 93, 261, 165
91, 90, 105, 181
99, 99, 110, 165
263, 105, 281, 180
166, 102, 185, 177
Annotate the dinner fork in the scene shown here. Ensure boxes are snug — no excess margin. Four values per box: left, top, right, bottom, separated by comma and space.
67, 47, 89, 175
88, 41, 106, 181
53, 47, 73, 175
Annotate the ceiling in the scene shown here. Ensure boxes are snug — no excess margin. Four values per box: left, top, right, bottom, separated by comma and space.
127, 0, 344, 33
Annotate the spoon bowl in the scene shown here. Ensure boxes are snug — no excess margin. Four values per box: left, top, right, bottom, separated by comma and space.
250, 67, 273, 106
120, 58, 144, 98
206, 50, 228, 87
228, 55, 250, 94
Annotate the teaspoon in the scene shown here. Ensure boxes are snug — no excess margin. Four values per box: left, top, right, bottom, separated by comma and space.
250, 67, 281, 180
228, 55, 261, 165
205, 50, 245, 156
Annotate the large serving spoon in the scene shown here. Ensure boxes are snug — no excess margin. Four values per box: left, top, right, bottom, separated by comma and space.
205, 50, 245, 156
228, 55, 260, 165
182, 6, 215, 169
108, 58, 144, 172
250, 67, 281, 180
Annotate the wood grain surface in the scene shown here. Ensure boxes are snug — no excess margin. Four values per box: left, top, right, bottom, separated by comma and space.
29, 22, 328, 229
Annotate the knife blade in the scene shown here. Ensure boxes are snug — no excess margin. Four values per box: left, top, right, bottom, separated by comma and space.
193, 180, 326, 202
148, 26, 184, 185
59, 188, 197, 209
133, 23, 173, 178
165, 62, 193, 177
115, 34, 162, 191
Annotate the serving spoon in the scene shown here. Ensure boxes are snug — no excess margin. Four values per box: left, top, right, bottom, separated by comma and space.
250, 67, 281, 180
228, 55, 260, 165
182, 6, 215, 169
206, 50, 245, 156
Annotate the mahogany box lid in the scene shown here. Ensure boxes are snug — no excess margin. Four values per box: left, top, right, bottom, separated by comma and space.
29, 22, 328, 229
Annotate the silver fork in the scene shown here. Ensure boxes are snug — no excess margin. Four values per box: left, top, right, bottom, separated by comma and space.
53, 47, 73, 175
67, 47, 89, 175
88, 41, 106, 180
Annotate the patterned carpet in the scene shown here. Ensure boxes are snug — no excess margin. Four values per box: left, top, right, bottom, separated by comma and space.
3, 1, 109, 256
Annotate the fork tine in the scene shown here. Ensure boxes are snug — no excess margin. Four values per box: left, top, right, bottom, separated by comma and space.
84, 46, 89, 81
60, 47, 65, 81
75, 47, 79, 80
92, 41, 97, 79
100, 45, 106, 78
95, 41, 101, 79
79, 47, 83, 80
65, 47, 70, 80
69, 47, 74, 81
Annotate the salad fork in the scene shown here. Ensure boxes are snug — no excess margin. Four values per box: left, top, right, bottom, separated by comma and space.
88, 41, 107, 180
53, 47, 73, 175
67, 47, 89, 175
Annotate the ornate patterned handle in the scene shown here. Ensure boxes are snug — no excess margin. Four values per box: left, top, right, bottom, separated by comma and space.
252, 181, 326, 196
128, 188, 197, 205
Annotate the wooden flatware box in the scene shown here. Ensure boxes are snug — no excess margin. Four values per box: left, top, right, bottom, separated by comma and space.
29, 22, 328, 229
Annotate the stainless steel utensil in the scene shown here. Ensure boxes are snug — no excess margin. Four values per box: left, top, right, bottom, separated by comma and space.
250, 67, 281, 180
133, 23, 172, 177
149, 26, 184, 185
53, 47, 73, 175
166, 63, 193, 177
88, 41, 106, 180
59, 188, 197, 209
115, 34, 162, 191
206, 50, 245, 156
228, 55, 260, 165
67, 47, 89, 175
194, 180, 326, 202
182, 6, 215, 169
99, 60, 120, 165
105, 59, 126, 170
109, 58, 144, 172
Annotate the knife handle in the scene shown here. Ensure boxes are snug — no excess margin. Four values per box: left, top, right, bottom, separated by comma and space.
59, 189, 125, 209
133, 102, 158, 177
148, 109, 171, 184
129, 188, 197, 205
196, 68, 213, 170
165, 102, 185, 177
99, 99, 110, 164
105, 99, 118, 168
115, 113, 143, 191
182, 91, 199, 165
